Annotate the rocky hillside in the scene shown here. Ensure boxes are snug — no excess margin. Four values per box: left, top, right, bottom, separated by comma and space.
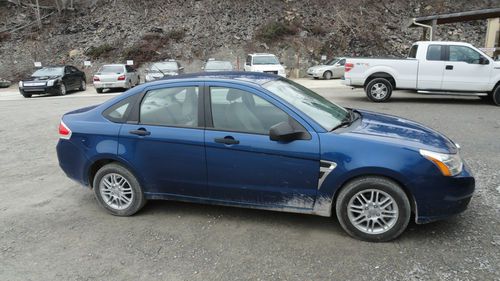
0, 0, 496, 81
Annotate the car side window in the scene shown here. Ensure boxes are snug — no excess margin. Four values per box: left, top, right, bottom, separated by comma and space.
246, 56, 252, 66
125, 65, 134, 73
210, 87, 293, 135
140, 86, 199, 127
64, 67, 71, 74
103, 95, 136, 123
449, 46, 482, 64
426, 45, 442, 61
408, 45, 418, 59
338, 59, 346, 66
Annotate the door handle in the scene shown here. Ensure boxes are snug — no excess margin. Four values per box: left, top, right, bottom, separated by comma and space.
214, 136, 239, 145
445, 65, 453, 70
129, 128, 151, 136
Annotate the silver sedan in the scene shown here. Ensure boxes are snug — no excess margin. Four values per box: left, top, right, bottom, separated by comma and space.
307, 57, 346, 80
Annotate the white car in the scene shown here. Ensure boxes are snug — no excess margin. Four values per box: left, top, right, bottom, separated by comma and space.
244, 53, 286, 77
343, 41, 500, 105
93, 64, 140, 93
307, 57, 346, 80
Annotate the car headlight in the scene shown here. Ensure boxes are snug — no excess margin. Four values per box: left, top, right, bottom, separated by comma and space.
47, 79, 57, 86
419, 149, 463, 176
18, 81, 23, 88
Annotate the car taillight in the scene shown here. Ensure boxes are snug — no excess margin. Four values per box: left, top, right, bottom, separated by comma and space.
117, 75, 126, 81
93, 76, 100, 81
345, 63, 354, 72
59, 120, 72, 139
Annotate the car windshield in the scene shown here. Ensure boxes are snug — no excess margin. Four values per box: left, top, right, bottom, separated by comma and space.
326, 58, 340, 65
205, 61, 232, 70
100, 65, 124, 73
253, 55, 279, 65
263, 79, 349, 131
32, 67, 64, 77
151, 62, 178, 71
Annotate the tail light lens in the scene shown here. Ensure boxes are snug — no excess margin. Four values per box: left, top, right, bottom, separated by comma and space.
59, 120, 72, 139
117, 75, 126, 81
93, 76, 100, 81
345, 63, 354, 72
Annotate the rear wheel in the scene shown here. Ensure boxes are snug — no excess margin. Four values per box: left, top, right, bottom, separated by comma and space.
336, 176, 411, 242
96, 88, 103, 93
93, 163, 146, 216
365, 78, 393, 102
492, 85, 500, 106
59, 83, 67, 96
323, 71, 333, 80
79, 79, 86, 91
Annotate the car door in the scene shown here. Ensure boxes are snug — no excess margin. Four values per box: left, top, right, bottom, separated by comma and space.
441, 45, 492, 92
334, 59, 346, 78
118, 82, 207, 198
204, 83, 320, 210
416, 44, 446, 90
63, 66, 76, 89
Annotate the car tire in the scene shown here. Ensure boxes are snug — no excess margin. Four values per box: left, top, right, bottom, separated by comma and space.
313, 77, 319, 80
365, 78, 393, 102
20, 90, 32, 98
335, 176, 411, 242
59, 83, 67, 96
96, 88, 103, 93
492, 85, 500, 106
93, 163, 146, 216
79, 79, 86, 91
323, 71, 333, 80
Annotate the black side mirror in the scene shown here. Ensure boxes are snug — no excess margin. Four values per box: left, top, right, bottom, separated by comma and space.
269, 121, 310, 142
479, 57, 489, 65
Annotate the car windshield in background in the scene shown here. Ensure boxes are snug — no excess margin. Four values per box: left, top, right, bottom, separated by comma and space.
326, 58, 340, 65
205, 61, 232, 70
151, 62, 178, 72
32, 67, 64, 77
263, 79, 349, 131
100, 65, 124, 73
253, 56, 279, 65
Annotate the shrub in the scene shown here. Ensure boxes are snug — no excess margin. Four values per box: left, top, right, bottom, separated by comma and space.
122, 33, 170, 65
85, 44, 114, 59
167, 29, 185, 41
256, 21, 299, 42
309, 24, 327, 36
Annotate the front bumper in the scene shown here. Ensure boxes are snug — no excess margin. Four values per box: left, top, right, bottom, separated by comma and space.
94, 81, 128, 89
20, 84, 60, 95
414, 163, 475, 224
307, 72, 322, 78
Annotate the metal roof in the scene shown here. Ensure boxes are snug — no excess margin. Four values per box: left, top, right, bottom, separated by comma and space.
411, 8, 500, 26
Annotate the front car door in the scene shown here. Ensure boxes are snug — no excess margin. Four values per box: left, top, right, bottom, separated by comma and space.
118, 82, 207, 198
204, 82, 320, 211
441, 45, 492, 92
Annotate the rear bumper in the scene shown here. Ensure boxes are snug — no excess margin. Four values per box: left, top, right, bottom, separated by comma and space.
56, 139, 90, 187
94, 81, 128, 89
414, 163, 475, 224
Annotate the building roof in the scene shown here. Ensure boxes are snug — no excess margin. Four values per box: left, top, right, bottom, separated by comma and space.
411, 8, 500, 26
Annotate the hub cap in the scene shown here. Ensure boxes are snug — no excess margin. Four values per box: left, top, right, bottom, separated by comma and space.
60, 84, 66, 95
347, 189, 398, 234
99, 173, 133, 210
370, 83, 387, 100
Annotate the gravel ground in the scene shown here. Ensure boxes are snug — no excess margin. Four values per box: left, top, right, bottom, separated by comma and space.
0, 80, 499, 281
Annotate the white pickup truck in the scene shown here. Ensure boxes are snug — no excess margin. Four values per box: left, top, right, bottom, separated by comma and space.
343, 41, 500, 105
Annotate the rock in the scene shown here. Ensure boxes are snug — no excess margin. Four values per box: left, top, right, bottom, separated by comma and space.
69, 49, 82, 58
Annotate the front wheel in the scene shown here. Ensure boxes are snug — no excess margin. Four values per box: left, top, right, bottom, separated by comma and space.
323, 71, 332, 80
336, 176, 411, 242
93, 163, 146, 216
59, 83, 67, 96
365, 78, 393, 102
492, 85, 500, 106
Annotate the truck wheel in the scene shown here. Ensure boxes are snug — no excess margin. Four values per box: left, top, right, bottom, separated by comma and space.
492, 86, 500, 106
366, 78, 392, 102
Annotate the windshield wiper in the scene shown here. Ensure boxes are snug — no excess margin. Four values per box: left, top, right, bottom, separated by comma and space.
330, 109, 359, 131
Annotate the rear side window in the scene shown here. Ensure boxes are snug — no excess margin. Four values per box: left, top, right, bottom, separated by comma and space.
103, 95, 136, 123
408, 45, 418, 59
246, 56, 252, 65
426, 45, 442, 61
140, 86, 199, 127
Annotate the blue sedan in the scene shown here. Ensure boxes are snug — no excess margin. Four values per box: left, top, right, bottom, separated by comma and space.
56, 72, 474, 242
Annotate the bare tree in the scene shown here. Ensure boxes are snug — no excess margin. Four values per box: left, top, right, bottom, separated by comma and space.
34, 0, 42, 29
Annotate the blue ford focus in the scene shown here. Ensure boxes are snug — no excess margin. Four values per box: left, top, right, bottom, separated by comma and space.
56, 72, 474, 242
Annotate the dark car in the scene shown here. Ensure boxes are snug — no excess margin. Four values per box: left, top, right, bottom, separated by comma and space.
56, 72, 474, 242
19, 65, 86, 98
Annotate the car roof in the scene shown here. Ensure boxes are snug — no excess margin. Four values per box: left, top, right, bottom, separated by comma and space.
160, 71, 279, 85
248, 53, 276, 56
101, 64, 126, 67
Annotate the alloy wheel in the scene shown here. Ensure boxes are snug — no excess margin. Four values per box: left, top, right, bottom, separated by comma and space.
99, 173, 134, 210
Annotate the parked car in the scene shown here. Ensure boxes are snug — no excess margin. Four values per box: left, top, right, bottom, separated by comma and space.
244, 53, 286, 77
93, 64, 139, 93
307, 57, 346, 80
343, 41, 500, 105
18, 65, 86, 98
56, 72, 474, 242
202, 59, 233, 72
145, 60, 184, 82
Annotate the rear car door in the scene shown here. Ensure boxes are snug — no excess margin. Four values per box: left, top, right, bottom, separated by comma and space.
118, 82, 207, 198
204, 83, 320, 210
441, 45, 492, 92
416, 44, 446, 90
63, 66, 76, 89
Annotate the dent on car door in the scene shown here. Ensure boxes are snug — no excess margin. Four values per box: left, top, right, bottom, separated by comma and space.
204, 84, 320, 210
118, 83, 207, 198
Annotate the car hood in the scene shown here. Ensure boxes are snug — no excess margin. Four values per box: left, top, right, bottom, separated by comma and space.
349, 110, 458, 154
24, 75, 61, 81
308, 65, 331, 71
250, 65, 285, 71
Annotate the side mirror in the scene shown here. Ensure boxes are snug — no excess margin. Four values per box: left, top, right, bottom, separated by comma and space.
201, 66, 204, 70
269, 121, 309, 142
479, 57, 489, 65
